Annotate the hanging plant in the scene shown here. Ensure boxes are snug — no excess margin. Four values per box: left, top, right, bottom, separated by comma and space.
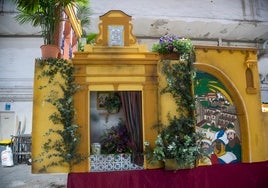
152, 34, 194, 55
104, 92, 121, 114
35, 58, 84, 172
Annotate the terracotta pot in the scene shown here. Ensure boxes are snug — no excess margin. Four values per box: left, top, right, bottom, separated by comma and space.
40, 44, 60, 59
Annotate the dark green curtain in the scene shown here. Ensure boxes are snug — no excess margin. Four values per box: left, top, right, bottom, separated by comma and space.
120, 91, 143, 166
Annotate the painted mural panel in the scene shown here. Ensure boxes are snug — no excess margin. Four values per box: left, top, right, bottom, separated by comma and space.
194, 71, 241, 166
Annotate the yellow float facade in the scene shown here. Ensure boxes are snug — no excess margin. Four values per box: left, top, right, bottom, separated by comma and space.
31, 10, 268, 173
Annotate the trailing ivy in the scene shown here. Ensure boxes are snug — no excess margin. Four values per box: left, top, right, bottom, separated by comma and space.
145, 35, 202, 168
161, 48, 196, 119
35, 58, 83, 172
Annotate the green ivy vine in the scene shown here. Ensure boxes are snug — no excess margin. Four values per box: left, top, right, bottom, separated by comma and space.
145, 35, 201, 168
161, 49, 196, 119
36, 58, 84, 172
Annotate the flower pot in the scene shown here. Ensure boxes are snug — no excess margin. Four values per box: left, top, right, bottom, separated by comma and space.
165, 159, 195, 170
164, 159, 180, 170
40, 44, 60, 59
91, 143, 101, 155
160, 53, 180, 60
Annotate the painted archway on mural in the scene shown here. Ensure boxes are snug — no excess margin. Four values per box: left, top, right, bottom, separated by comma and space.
194, 62, 250, 163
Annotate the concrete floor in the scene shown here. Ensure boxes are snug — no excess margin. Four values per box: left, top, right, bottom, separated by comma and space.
0, 164, 68, 188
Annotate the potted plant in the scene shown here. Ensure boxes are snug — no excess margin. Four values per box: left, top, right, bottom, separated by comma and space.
100, 119, 132, 155
104, 92, 121, 114
145, 34, 200, 170
152, 34, 194, 60
145, 116, 202, 170
12, 0, 86, 59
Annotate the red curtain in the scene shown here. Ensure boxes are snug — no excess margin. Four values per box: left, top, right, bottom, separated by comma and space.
120, 91, 143, 166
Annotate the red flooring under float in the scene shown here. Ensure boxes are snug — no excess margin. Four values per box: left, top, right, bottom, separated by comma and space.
67, 160, 268, 188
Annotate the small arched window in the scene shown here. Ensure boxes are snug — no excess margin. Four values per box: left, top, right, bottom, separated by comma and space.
245, 68, 257, 94
246, 68, 254, 88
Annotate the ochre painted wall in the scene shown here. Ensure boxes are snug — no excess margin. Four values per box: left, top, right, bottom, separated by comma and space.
31, 45, 268, 173
31, 63, 69, 173
195, 46, 267, 162
263, 112, 268, 159
32, 45, 161, 172
72, 45, 160, 171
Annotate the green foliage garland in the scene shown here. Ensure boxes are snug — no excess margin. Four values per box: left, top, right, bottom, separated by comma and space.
36, 58, 83, 172
161, 48, 196, 118
145, 34, 201, 169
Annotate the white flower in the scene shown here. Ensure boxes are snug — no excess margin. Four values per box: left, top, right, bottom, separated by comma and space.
155, 135, 163, 145
167, 142, 176, 151
144, 141, 150, 146
167, 144, 173, 151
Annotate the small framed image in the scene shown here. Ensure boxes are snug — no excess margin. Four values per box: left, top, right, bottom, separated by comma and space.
97, 92, 110, 109
108, 25, 124, 46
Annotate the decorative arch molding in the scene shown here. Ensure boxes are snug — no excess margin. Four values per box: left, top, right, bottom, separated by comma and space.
194, 62, 250, 162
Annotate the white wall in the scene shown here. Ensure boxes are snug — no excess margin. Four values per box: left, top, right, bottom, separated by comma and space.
88, 0, 268, 42
0, 37, 42, 137
0, 102, 33, 136
0, 37, 42, 78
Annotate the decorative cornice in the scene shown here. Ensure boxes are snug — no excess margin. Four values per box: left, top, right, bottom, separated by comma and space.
195, 45, 257, 53
73, 45, 159, 65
